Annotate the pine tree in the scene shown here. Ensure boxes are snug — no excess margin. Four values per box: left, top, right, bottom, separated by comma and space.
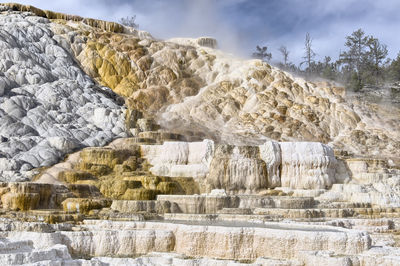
388, 53, 400, 81
367, 38, 388, 84
339, 29, 371, 90
321, 56, 336, 80
252, 45, 272, 61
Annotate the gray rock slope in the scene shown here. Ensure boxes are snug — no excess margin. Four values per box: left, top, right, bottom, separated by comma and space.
0, 11, 127, 181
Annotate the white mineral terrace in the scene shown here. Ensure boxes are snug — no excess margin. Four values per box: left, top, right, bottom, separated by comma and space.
0, 4, 400, 266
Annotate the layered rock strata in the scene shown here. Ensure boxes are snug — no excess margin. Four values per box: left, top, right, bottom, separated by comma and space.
0, 182, 73, 211
35, 134, 400, 209
141, 139, 214, 179
0, 219, 372, 263
156, 194, 315, 214
142, 140, 337, 193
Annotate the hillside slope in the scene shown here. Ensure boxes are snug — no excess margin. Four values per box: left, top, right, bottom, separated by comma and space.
39, 3, 399, 157
0, 3, 399, 182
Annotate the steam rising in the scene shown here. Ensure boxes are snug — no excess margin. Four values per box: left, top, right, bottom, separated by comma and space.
173, 0, 244, 56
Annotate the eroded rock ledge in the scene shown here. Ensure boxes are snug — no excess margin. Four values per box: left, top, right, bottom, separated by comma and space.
142, 139, 337, 192
2, 2, 125, 32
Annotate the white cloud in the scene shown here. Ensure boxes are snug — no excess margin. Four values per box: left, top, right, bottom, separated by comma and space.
8, 0, 400, 63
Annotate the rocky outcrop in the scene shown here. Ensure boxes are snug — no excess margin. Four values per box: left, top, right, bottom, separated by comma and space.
0, 3, 398, 184
141, 139, 214, 179
110, 200, 157, 213
2, 3, 125, 33
0, 237, 74, 265
280, 142, 337, 189
0, 182, 73, 210
0, 219, 372, 261
207, 145, 268, 194
142, 140, 336, 193
318, 177, 400, 207
260, 141, 282, 188
169, 36, 218, 48
8, 2, 393, 159
0, 9, 126, 181
157, 194, 314, 214
315, 157, 400, 207
35, 137, 201, 202
345, 158, 391, 184
62, 198, 112, 214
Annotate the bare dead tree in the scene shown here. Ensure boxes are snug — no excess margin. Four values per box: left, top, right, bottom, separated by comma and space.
278, 45, 290, 66
301, 32, 316, 72
119, 15, 139, 29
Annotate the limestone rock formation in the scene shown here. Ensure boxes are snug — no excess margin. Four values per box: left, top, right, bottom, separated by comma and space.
0, 8, 126, 181
0, 182, 73, 211
141, 139, 214, 179
141, 140, 336, 193
1, 3, 399, 184
0, 219, 372, 263
207, 144, 269, 194
280, 142, 337, 189
259, 141, 282, 188
5, 2, 393, 159
35, 137, 201, 203
0, 3, 400, 265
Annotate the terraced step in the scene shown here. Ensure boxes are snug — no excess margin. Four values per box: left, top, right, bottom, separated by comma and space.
218, 208, 253, 215
0, 240, 72, 265
157, 195, 316, 214
138, 131, 185, 143
0, 238, 32, 254
253, 208, 358, 218
111, 200, 157, 213
76, 220, 371, 260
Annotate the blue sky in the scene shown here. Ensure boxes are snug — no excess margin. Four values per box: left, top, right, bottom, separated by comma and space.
12, 0, 400, 65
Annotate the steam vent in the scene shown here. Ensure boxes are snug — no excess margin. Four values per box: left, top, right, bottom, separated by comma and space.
0, 3, 400, 265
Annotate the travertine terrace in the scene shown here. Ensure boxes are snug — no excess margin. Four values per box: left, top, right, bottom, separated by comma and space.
0, 3, 400, 265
